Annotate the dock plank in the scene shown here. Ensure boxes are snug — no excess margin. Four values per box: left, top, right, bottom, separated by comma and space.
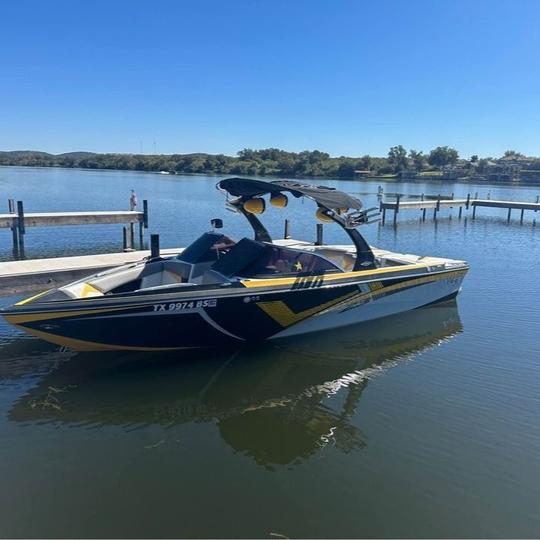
0, 210, 144, 228
380, 198, 540, 212
471, 199, 540, 211
380, 199, 467, 210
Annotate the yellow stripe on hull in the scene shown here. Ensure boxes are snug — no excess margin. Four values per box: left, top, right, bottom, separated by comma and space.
12, 324, 195, 352
4, 305, 132, 325
241, 262, 439, 289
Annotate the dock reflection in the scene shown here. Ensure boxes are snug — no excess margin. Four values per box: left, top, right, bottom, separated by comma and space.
7, 302, 462, 466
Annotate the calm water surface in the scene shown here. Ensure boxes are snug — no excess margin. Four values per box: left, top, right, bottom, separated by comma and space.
0, 167, 539, 538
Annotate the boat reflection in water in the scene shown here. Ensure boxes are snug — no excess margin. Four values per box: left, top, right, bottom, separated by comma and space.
8, 302, 462, 466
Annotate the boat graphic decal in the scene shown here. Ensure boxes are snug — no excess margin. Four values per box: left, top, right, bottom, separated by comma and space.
256, 291, 358, 327
240, 262, 431, 288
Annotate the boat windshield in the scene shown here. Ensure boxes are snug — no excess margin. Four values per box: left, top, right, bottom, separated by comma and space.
177, 232, 236, 264
212, 238, 340, 278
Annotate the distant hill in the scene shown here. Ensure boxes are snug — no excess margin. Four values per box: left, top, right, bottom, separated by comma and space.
0, 150, 55, 158
0, 150, 98, 159
57, 151, 97, 158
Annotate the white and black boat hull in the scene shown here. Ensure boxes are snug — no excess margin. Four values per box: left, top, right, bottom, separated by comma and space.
2, 266, 466, 351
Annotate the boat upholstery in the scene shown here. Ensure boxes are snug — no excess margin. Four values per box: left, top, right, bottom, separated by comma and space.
313, 248, 355, 272
139, 260, 189, 289
61, 259, 192, 298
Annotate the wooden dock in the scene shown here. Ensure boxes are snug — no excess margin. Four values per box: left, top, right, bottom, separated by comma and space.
379, 193, 540, 224
0, 210, 144, 228
0, 247, 182, 296
2, 199, 149, 257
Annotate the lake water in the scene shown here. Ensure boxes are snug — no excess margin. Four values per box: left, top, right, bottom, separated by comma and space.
0, 166, 539, 538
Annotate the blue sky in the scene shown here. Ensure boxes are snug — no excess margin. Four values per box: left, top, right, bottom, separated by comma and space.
1, 0, 539, 158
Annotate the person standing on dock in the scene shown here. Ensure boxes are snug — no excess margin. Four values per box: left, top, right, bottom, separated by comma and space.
130, 189, 138, 211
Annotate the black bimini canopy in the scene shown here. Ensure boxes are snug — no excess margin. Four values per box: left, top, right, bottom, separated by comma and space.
217, 177, 363, 211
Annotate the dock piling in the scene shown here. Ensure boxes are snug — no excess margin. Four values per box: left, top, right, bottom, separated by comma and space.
466, 194, 470, 209
143, 200, 149, 228
8, 199, 18, 255
17, 201, 25, 235
315, 223, 324, 245
16, 201, 25, 258
520, 208, 525, 224
393, 195, 400, 225
122, 227, 128, 251
284, 218, 291, 239
140, 199, 148, 248
433, 195, 441, 221
507, 208, 512, 223
150, 234, 160, 258
123, 225, 135, 252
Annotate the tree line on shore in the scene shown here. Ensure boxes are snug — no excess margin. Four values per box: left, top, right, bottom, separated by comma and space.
0, 147, 537, 179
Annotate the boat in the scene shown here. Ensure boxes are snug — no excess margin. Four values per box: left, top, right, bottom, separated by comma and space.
1, 177, 468, 351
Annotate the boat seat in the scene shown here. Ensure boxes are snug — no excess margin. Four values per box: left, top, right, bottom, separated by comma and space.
87, 259, 191, 294
89, 265, 147, 293
139, 260, 191, 289
312, 248, 355, 272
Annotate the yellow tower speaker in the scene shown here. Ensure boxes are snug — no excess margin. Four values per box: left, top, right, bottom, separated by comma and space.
243, 197, 266, 214
270, 193, 288, 208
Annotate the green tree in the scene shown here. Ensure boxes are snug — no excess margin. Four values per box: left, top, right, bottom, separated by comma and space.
476, 158, 489, 173
470, 155, 478, 163
237, 148, 256, 160
503, 150, 525, 159
408, 149, 425, 171
358, 155, 372, 170
387, 145, 408, 172
427, 146, 459, 168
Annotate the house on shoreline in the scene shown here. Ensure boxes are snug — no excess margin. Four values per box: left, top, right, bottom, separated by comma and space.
401, 156, 540, 183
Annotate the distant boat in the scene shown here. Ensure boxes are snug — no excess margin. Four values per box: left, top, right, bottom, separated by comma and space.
159, 170, 170, 174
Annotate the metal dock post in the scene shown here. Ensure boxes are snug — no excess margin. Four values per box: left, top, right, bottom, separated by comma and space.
16, 201, 25, 258
284, 218, 291, 239
393, 195, 400, 225
315, 223, 323, 245
150, 234, 160, 258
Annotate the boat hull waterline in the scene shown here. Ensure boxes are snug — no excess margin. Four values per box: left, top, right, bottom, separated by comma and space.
3, 265, 466, 351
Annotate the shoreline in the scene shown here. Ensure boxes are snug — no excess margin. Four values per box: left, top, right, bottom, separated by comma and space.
1, 163, 540, 188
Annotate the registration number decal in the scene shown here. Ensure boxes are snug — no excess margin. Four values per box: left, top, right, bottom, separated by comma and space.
153, 299, 217, 312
